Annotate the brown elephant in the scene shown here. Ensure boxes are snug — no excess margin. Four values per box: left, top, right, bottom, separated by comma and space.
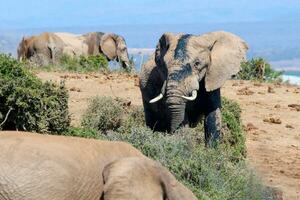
0, 132, 197, 200
140, 31, 248, 146
17, 32, 64, 66
17, 32, 132, 71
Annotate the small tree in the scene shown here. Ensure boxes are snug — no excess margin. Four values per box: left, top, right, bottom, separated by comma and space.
237, 57, 283, 82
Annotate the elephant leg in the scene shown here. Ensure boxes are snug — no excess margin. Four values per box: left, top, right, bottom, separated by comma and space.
143, 102, 157, 129
204, 108, 221, 148
143, 101, 168, 132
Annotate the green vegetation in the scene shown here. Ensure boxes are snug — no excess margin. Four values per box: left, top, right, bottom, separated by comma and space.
81, 96, 124, 132
0, 53, 70, 133
73, 96, 276, 200
103, 128, 276, 200
237, 57, 283, 82
27, 54, 109, 73
221, 98, 246, 160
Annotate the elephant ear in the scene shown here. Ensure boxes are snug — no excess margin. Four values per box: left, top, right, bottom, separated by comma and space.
155, 32, 177, 67
200, 31, 248, 91
100, 33, 117, 60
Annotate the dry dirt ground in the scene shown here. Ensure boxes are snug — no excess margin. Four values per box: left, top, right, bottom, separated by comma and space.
37, 71, 300, 200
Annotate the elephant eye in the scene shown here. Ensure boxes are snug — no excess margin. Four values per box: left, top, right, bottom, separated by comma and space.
194, 60, 202, 67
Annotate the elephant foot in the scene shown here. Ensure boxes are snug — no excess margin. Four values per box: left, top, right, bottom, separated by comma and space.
204, 108, 221, 148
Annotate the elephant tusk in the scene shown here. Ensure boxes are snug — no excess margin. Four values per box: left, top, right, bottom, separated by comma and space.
181, 90, 197, 101
149, 93, 163, 103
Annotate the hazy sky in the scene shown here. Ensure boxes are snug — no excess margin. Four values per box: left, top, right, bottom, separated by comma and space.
1, 0, 300, 28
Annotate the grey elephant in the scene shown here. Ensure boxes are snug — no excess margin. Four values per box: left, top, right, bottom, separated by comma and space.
17, 32, 64, 66
140, 31, 248, 146
18, 32, 133, 71
0, 132, 197, 200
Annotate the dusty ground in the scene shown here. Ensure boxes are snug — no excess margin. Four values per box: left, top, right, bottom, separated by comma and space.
37, 71, 300, 200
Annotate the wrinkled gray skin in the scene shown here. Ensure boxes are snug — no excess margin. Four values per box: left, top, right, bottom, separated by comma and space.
140, 31, 248, 146
0, 132, 197, 200
17, 32, 64, 66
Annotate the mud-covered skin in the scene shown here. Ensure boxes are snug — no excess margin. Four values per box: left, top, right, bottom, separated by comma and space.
140, 31, 248, 146
174, 34, 192, 60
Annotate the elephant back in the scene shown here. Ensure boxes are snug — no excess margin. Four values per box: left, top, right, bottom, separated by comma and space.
54, 32, 88, 56
82, 32, 105, 55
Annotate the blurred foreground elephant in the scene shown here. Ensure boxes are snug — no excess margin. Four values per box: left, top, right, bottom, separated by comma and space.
17, 32, 132, 71
140, 31, 248, 146
0, 132, 197, 200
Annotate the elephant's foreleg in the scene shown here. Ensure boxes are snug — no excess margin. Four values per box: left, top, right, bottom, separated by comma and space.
143, 102, 157, 129
204, 108, 221, 148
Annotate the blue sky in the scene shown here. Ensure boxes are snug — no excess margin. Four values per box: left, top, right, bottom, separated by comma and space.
1, 0, 300, 28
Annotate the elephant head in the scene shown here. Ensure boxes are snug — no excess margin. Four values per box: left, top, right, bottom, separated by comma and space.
142, 31, 248, 132
102, 157, 197, 200
100, 33, 132, 70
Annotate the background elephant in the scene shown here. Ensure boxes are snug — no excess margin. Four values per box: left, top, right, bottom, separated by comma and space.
103, 157, 197, 200
98, 33, 132, 70
140, 31, 248, 146
17, 32, 132, 71
17, 32, 64, 66
0, 132, 196, 200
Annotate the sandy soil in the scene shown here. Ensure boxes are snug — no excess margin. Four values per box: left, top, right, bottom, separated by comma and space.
37, 71, 300, 200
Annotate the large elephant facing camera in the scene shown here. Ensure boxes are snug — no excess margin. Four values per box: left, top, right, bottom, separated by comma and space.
18, 32, 133, 71
140, 31, 248, 146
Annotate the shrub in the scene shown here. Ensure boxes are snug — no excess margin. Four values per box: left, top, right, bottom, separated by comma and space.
0, 53, 70, 133
61, 54, 109, 72
81, 96, 124, 132
31, 54, 109, 72
78, 55, 108, 71
221, 97, 246, 160
237, 57, 283, 82
77, 127, 274, 200
64, 127, 101, 139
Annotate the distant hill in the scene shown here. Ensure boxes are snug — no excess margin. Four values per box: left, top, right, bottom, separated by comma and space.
1, 20, 300, 68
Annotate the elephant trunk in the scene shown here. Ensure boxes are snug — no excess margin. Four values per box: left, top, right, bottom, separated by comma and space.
166, 96, 186, 132
118, 51, 132, 70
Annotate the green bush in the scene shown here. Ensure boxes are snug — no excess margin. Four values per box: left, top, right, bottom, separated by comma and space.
30, 53, 109, 72
60, 54, 109, 72
237, 57, 283, 82
81, 96, 124, 132
221, 97, 246, 160
102, 128, 276, 200
0, 53, 70, 133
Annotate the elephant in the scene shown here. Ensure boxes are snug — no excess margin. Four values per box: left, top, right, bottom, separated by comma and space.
17, 32, 64, 66
17, 32, 133, 71
0, 131, 197, 200
103, 157, 197, 200
140, 31, 248, 146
